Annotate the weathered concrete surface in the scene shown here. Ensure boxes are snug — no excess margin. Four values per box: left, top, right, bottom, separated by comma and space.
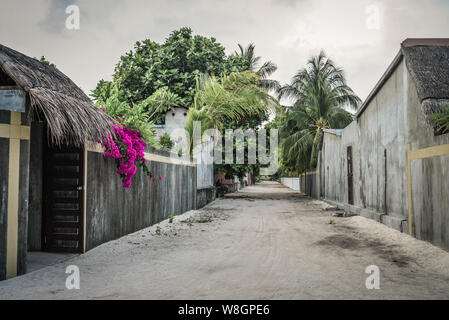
196, 186, 216, 209
85, 148, 197, 251
1, 182, 449, 299
321, 58, 449, 250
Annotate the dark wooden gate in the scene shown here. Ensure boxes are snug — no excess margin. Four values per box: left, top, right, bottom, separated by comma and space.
347, 146, 354, 205
43, 144, 84, 253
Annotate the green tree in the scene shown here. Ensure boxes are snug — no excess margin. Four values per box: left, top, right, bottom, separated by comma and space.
159, 133, 174, 152
233, 43, 280, 92
278, 51, 361, 173
184, 71, 274, 143
184, 71, 277, 180
92, 27, 248, 113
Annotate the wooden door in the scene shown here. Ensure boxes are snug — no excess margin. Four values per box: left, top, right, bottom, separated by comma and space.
347, 146, 354, 205
43, 144, 84, 253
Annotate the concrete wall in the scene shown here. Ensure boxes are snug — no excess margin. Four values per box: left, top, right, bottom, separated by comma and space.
281, 171, 320, 198
84, 147, 197, 251
281, 177, 300, 191
322, 122, 359, 205
196, 138, 214, 190
321, 59, 449, 250
406, 71, 449, 249
195, 138, 215, 208
322, 60, 410, 230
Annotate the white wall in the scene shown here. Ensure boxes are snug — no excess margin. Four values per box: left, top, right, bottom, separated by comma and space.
281, 177, 301, 191
155, 107, 188, 138
196, 137, 214, 189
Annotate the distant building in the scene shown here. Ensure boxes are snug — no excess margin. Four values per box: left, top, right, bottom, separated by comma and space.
154, 106, 189, 138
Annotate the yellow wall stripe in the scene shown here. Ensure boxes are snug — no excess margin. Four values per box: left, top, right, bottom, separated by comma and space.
0, 123, 30, 140
408, 143, 449, 160
407, 142, 449, 236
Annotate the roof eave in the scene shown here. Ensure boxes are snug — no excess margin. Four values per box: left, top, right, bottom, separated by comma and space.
356, 50, 404, 119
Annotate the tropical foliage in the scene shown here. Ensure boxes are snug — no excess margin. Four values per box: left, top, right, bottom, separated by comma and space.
184, 71, 277, 180
277, 51, 361, 174
96, 84, 156, 146
429, 106, 449, 134
91, 27, 248, 121
159, 133, 174, 152
184, 71, 274, 147
96, 85, 159, 188
233, 43, 280, 92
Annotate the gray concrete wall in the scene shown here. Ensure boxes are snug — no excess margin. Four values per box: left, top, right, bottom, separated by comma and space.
280, 172, 319, 199
85, 148, 197, 251
196, 186, 216, 209
406, 71, 449, 249
321, 59, 449, 250
323, 61, 409, 216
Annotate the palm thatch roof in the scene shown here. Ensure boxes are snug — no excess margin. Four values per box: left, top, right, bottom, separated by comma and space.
356, 38, 449, 123
402, 40, 449, 118
0, 44, 112, 146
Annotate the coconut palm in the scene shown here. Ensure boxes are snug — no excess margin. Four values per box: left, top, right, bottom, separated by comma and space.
278, 51, 361, 173
184, 71, 276, 154
234, 43, 280, 92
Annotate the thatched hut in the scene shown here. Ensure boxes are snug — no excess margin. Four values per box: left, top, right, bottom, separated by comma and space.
0, 44, 112, 280
0, 44, 111, 145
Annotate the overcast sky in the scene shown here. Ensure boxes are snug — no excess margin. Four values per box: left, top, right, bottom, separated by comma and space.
1, 0, 449, 103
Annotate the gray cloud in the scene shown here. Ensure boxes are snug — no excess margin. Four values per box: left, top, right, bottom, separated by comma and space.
0, 0, 448, 102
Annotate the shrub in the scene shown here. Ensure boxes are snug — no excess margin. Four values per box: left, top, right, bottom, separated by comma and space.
159, 133, 174, 152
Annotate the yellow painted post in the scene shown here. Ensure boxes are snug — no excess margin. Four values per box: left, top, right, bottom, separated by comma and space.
6, 111, 21, 279
1, 111, 30, 279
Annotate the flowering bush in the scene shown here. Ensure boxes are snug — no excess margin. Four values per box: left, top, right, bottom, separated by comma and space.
101, 123, 155, 188
95, 85, 164, 189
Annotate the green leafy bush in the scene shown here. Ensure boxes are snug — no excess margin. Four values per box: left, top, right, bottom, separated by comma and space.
429, 106, 449, 134
159, 133, 174, 152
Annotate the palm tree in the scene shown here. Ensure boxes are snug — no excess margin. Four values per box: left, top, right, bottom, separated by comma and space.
234, 43, 280, 92
278, 51, 361, 173
184, 71, 276, 154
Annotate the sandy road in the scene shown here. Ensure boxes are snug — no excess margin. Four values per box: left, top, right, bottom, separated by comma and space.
1, 182, 449, 299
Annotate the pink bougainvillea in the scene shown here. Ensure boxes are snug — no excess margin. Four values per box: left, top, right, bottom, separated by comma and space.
101, 123, 156, 189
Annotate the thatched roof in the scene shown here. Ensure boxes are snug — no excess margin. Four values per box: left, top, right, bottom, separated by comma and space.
402, 40, 449, 118
356, 38, 449, 122
0, 44, 112, 146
